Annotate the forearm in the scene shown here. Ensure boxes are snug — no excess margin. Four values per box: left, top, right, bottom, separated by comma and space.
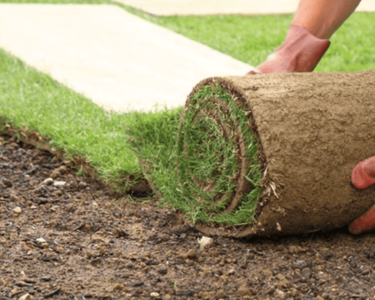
292, 0, 362, 39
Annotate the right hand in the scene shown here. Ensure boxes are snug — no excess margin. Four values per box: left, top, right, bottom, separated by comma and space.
349, 156, 375, 234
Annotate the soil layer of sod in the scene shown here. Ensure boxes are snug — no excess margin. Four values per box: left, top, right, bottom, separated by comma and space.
132, 70, 375, 238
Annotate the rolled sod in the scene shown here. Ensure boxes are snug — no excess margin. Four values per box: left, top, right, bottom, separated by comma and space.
130, 71, 375, 237
176, 70, 375, 237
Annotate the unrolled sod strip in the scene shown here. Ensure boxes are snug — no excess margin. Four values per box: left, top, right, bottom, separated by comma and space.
177, 71, 375, 237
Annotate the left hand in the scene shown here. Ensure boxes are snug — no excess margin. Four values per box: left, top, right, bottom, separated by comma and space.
246, 24, 330, 75
349, 156, 375, 234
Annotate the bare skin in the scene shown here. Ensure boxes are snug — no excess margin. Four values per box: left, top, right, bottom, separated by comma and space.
350, 157, 375, 234
293, 0, 362, 39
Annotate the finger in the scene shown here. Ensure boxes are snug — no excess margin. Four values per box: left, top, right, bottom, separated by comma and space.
351, 156, 375, 190
349, 204, 375, 234
246, 68, 260, 76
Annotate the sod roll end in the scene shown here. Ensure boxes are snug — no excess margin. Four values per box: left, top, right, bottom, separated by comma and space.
178, 71, 375, 238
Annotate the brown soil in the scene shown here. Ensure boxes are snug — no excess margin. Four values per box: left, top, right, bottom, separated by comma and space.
189, 71, 375, 237
2, 135, 375, 300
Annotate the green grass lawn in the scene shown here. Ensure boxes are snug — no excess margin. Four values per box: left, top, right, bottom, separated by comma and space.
147, 13, 375, 71
0, 48, 143, 193
1, 0, 374, 224
120, 5, 375, 71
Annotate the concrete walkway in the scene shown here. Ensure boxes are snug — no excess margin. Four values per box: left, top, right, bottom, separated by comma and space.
114, 0, 375, 16
0, 4, 253, 112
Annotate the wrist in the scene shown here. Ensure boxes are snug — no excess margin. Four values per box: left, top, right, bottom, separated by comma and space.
280, 24, 330, 72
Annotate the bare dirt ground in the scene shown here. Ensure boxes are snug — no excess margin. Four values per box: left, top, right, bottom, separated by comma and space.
1, 134, 375, 300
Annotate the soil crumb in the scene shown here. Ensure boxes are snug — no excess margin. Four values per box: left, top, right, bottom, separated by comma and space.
1, 134, 375, 300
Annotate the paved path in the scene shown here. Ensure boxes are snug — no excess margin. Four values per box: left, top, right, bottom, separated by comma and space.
114, 0, 375, 16
0, 4, 253, 112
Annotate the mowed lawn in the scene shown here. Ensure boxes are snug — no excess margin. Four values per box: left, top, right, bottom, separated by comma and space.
1, 0, 374, 197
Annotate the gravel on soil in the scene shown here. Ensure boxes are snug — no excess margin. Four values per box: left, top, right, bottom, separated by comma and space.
1, 134, 375, 300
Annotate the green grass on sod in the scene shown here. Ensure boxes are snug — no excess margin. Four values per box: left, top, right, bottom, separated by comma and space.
1, 0, 374, 225
127, 85, 263, 225
176, 85, 262, 224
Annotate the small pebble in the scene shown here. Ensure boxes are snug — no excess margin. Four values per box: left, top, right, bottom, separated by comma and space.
41, 276, 51, 282
57, 166, 67, 174
18, 293, 31, 300
348, 256, 357, 268
50, 205, 59, 212
187, 249, 197, 258
292, 260, 308, 269
274, 289, 286, 299
150, 292, 160, 298
14, 207, 22, 214
199, 236, 214, 251
112, 283, 123, 291
43, 178, 54, 185
36, 238, 46, 244
50, 170, 60, 179
157, 267, 168, 275
53, 181, 66, 187
78, 181, 87, 188
180, 249, 196, 259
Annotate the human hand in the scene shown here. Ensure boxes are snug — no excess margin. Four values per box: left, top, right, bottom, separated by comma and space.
247, 24, 330, 75
349, 156, 375, 234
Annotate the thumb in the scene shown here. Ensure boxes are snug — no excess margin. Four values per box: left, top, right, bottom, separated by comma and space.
349, 204, 375, 234
351, 156, 375, 190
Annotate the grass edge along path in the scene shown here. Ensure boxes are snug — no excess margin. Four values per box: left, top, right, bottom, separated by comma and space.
0, 48, 146, 194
